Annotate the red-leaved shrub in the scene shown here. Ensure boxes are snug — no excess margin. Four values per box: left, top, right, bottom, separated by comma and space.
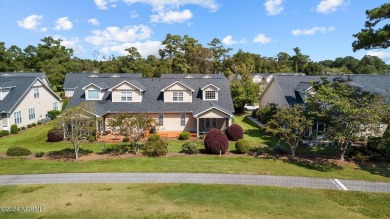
226, 124, 244, 141
204, 129, 229, 154
47, 129, 64, 142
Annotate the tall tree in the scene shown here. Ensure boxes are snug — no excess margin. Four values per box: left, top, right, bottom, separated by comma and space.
208, 38, 232, 74
307, 77, 387, 161
264, 105, 313, 157
352, 3, 390, 51
230, 75, 260, 113
290, 47, 309, 73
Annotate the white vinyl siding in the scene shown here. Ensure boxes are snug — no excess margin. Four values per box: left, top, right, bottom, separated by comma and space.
28, 108, 35, 120
14, 111, 22, 124
53, 102, 58, 110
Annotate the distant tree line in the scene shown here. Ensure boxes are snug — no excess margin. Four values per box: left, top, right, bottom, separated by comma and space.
1, 35, 389, 90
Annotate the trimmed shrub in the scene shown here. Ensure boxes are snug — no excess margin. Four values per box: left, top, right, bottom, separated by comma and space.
35, 152, 45, 157
199, 134, 204, 140
143, 139, 168, 157
148, 134, 160, 142
181, 141, 202, 154
0, 130, 9, 136
0, 132, 3, 137
21, 126, 26, 130
122, 136, 130, 142
101, 144, 131, 155
10, 124, 18, 134
47, 129, 64, 142
47, 110, 60, 119
235, 139, 250, 154
226, 124, 244, 141
257, 103, 278, 124
251, 109, 258, 118
204, 129, 229, 154
62, 99, 69, 111
37, 121, 42, 125
47, 148, 93, 159
87, 135, 95, 142
179, 131, 190, 140
27, 124, 32, 128
32, 123, 37, 127
6, 146, 32, 156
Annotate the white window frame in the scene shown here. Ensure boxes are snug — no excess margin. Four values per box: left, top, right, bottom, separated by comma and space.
28, 108, 35, 120
87, 89, 99, 100
33, 88, 39, 99
53, 102, 58, 110
173, 91, 184, 102
14, 111, 22, 124
204, 90, 216, 100
121, 91, 132, 102
158, 114, 164, 126
180, 113, 186, 126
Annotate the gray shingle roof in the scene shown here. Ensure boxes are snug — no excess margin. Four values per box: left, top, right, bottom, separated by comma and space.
272, 75, 390, 105
1, 72, 49, 85
67, 74, 234, 117
160, 74, 226, 79
0, 77, 49, 113
63, 73, 143, 89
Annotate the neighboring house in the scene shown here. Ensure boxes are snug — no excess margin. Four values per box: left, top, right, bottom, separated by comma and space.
0, 74, 62, 131
252, 73, 273, 83
1, 72, 50, 86
63, 73, 143, 98
259, 74, 390, 137
66, 74, 234, 137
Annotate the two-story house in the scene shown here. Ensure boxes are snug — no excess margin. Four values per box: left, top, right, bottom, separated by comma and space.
66, 73, 235, 137
0, 73, 62, 131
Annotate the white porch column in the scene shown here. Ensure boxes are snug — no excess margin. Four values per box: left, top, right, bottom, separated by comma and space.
196, 118, 199, 138
227, 117, 232, 127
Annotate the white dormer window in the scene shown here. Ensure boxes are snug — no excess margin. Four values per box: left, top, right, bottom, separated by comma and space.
173, 91, 183, 101
121, 91, 132, 102
87, 89, 99, 100
205, 90, 216, 100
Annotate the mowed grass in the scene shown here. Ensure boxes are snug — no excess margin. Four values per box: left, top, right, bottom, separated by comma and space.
0, 183, 389, 219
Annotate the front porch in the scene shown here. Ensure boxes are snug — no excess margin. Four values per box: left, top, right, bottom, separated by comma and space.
193, 107, 234, 137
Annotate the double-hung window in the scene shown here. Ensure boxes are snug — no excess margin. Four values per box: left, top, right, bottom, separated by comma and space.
33, 88, 39, 99
28, 108, 35, 120
121, 91, 132, 102
14, 111, 22, 124
173, 91, 183, 101
87, 90, 99, 100
180, 113, 186, 126
158, 114, 164, 126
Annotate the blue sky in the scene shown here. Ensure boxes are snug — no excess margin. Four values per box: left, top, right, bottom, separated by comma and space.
1, 0, 389, 63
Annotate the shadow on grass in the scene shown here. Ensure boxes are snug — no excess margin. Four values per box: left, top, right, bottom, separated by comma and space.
284, 158, 343, 172
355, 162, 390, 178
240, 116, 280, 147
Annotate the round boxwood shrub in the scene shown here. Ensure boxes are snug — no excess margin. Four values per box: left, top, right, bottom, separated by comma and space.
10, 124, 18, 134
204, 129, 229, 154
47, 129, 64, 142
0, 130, 9, 136
122, 136, 130, 142
27, 124, 32, 128
179, 131, 190, 140
143, 139, 168, 157
148, 134, 160, 142
6, 146, 32, 156
235, 139, 250, 154
226, 124, 244, 141
181, 141, 201, 154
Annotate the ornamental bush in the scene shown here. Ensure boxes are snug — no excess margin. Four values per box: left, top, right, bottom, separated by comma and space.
226, 124, 244, 141
47, 129, 64, 142
6, 146, 32, 156
10, 124, 18, 134
0, 130, 9, 136
47, 110, 60, 119
235, 139, 250, 154
204, 129, 229, 154
181, 141, 202, 154
179, 131, 190, 140
257, 103, 278, 124
143, 139, 168, 157
148, 134, 160, 142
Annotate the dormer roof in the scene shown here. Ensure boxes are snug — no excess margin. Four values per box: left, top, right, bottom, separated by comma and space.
201, 83, 220, 91
108, 80, 145, 91
161, 81, 194, 92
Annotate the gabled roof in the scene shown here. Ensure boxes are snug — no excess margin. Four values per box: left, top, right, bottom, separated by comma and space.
0, 76, 61, 113
67, 74, 234, 117
64, 73, 142, 89
160, 74, 226, 79
294, 82, 312, 92
108, 80, 146, 91
0, 72, 50, 85
82, 81, 109, 90
193, 102, 234, 118
201, 83, 220, 91
161, 81, 194, 92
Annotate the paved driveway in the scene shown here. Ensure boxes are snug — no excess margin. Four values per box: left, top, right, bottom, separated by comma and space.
0, 173, 389, 193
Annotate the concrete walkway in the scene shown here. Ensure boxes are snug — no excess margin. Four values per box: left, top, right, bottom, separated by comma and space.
0, 173, 389, 193
246, 115, 264, 128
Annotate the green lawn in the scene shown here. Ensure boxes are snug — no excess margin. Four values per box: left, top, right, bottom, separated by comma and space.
0, 183, 389, 219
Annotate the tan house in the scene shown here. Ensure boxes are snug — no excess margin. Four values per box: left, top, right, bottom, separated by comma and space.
0, 73, 62, 131
65, 73, 234, 137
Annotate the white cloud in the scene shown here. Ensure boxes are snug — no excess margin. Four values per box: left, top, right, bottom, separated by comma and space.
17, 15, 43, 30
222, 35, 238, 46
366, 51, 390, 61
122, 0, 219, 12
291, 26, 335, 36
264, 0, 284, 16
85, 25, 152, 46
88, 18, 100, 26
253, 34, 272, 44
54, 36, 86, 54
100, 41, 163, 57
54, 17, 73, 30
316, 0, 345, 14
40, 27, 48, 32
130, 11, 139, 18
150, 9, 193, 23
94, 0, 118, 9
